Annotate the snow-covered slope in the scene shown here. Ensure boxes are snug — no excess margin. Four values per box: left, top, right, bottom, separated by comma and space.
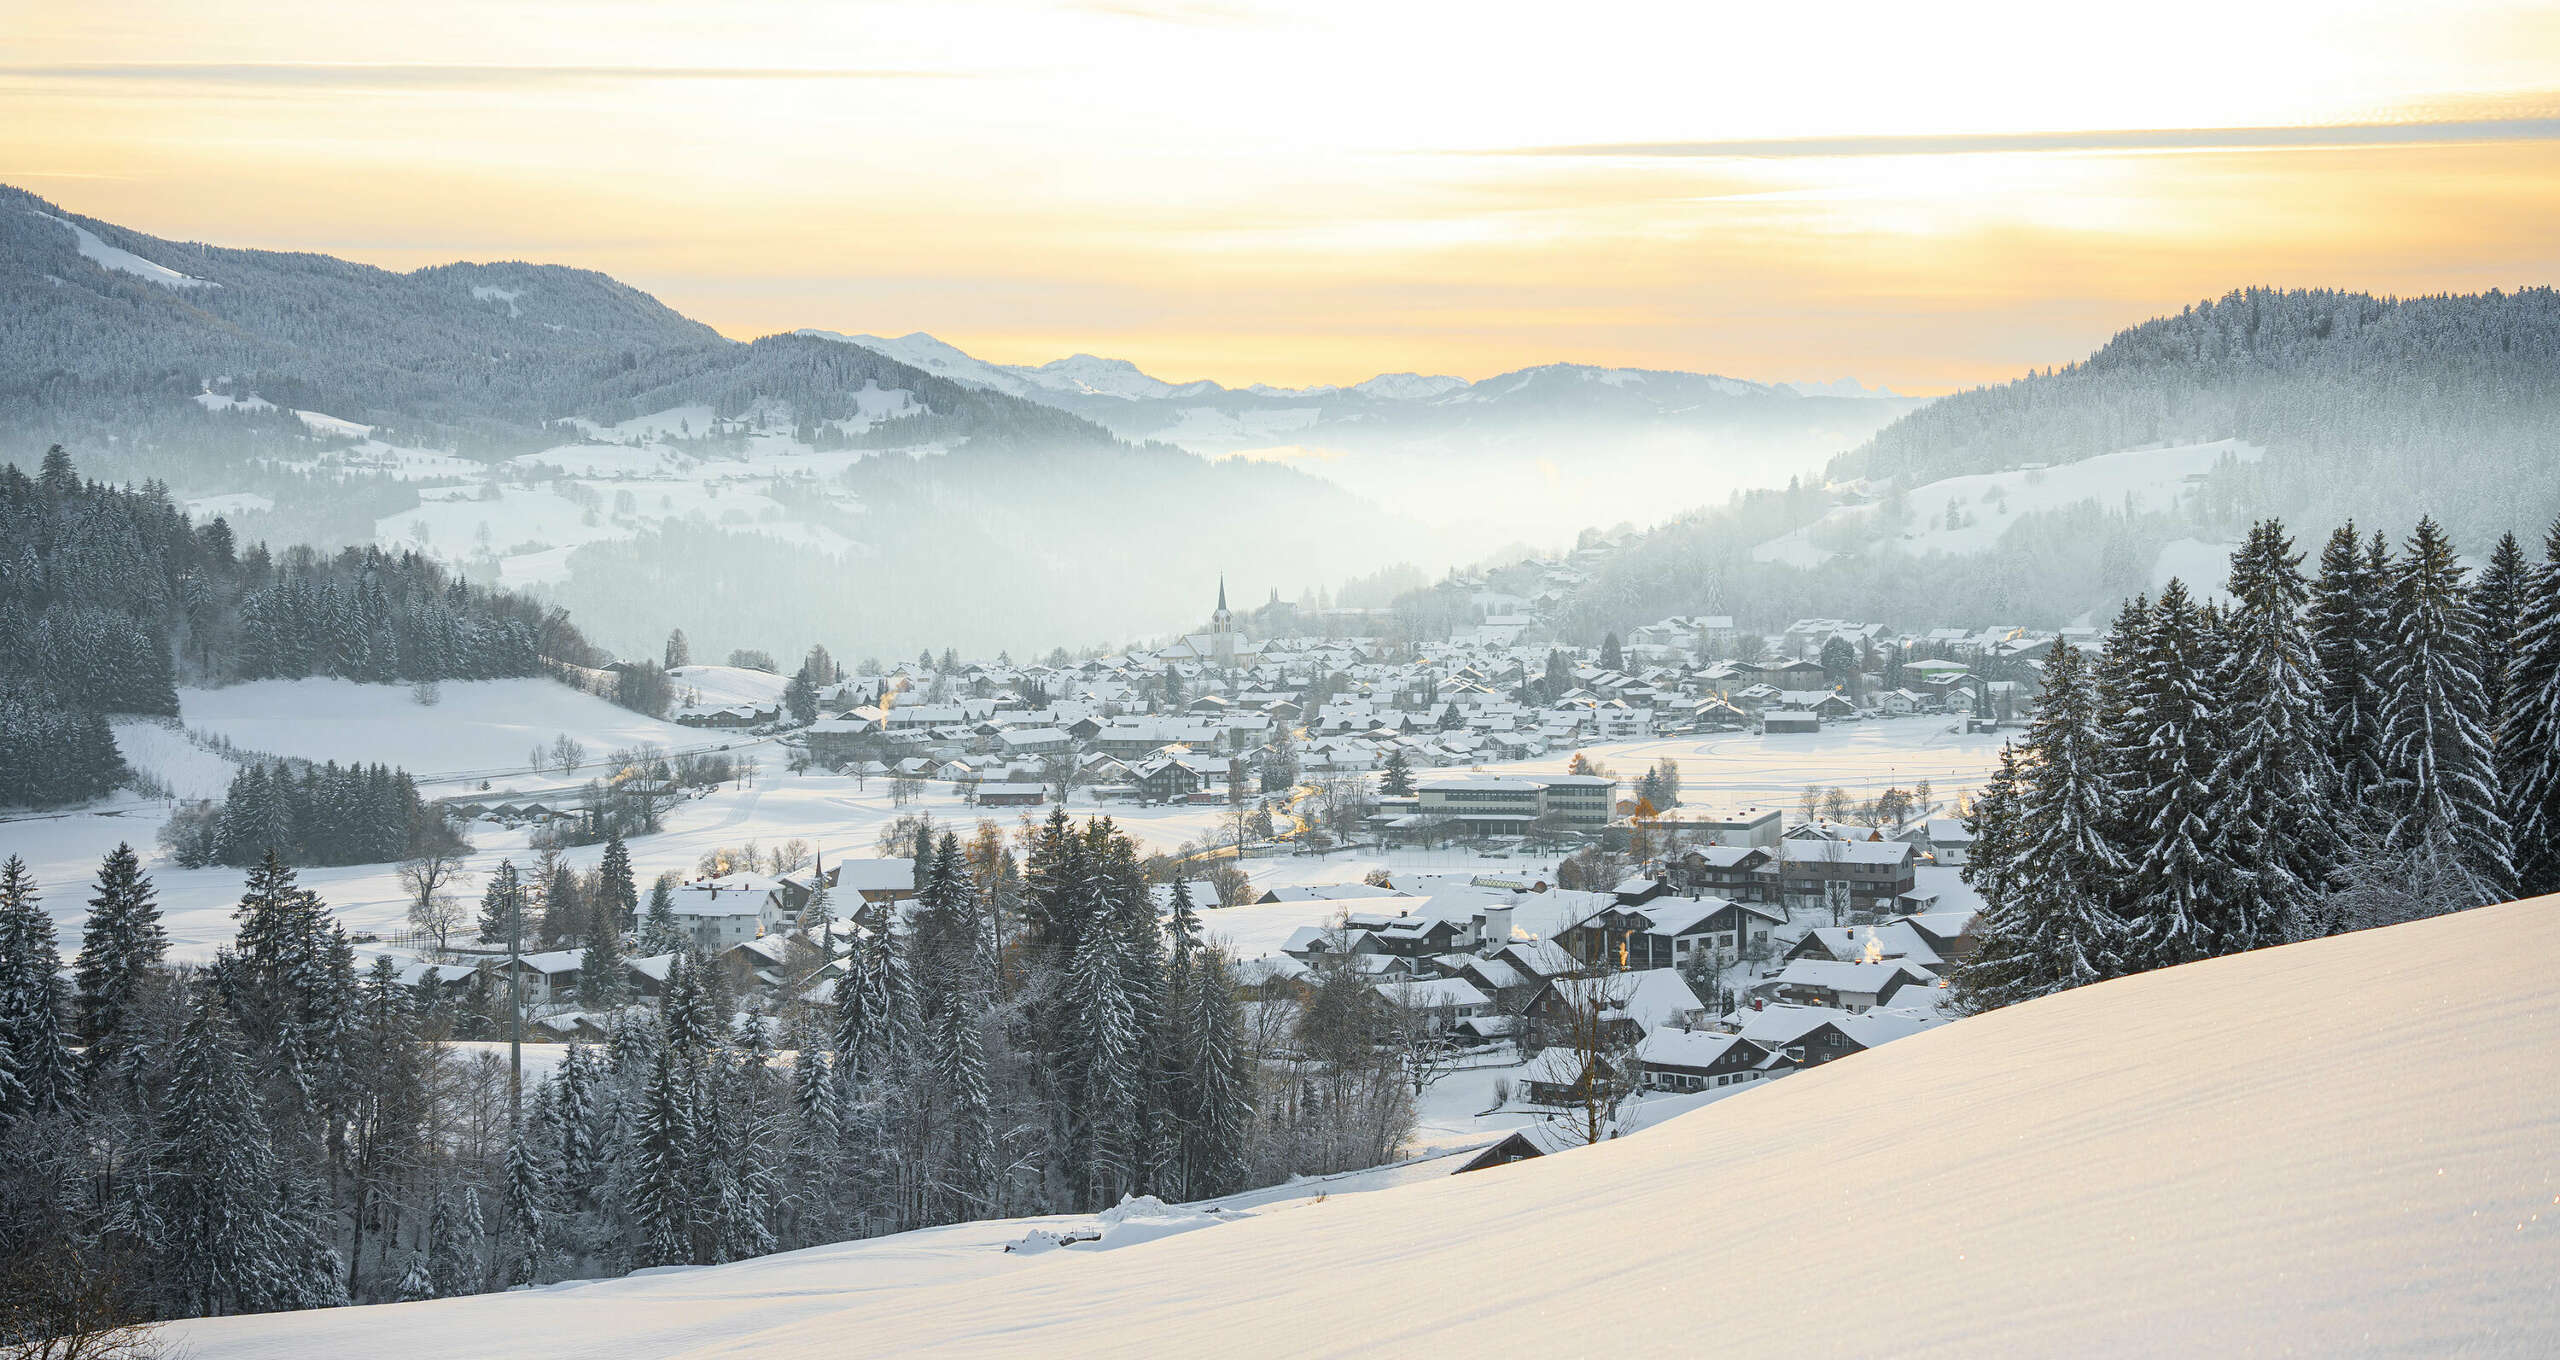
28, 209, 220, 289
1756, 438, 2262, 568
177, 678, 706, 779
170, 898, 2559, 1358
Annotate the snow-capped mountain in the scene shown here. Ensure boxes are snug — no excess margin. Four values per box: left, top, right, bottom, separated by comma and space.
796, 330, 1923, 538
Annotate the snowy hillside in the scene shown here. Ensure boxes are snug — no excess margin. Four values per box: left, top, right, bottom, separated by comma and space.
1755, 439, 2262, 568
174, 679, 706, 779
165, 897, 2560, 1357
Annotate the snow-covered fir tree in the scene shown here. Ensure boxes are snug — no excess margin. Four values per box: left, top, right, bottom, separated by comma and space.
2106, 582, 2246, 971
1952, 643, 2132, 1010
2376, 517, 2515, 902
2500, 520, 2560, 896
2211, 520, 2338, 943
0, 854, 76, 1120
2309, 524, 2388, 803
73, 840, 169, 1059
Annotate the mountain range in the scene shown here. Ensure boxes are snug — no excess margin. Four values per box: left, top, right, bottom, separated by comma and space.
807, 329, 1920, 533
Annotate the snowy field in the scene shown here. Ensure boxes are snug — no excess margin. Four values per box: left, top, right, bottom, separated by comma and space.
1756, 439, 2261, 568
164, 898, 2560, 1358
174, 678, 714, 781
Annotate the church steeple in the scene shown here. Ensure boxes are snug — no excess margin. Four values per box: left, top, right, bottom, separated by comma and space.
1210, 574, 1236, 664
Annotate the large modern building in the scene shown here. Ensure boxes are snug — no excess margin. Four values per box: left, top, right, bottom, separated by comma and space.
1412, 772, 1618, 837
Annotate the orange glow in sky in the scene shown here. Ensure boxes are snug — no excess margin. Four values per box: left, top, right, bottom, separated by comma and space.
6, 0, 2559, 391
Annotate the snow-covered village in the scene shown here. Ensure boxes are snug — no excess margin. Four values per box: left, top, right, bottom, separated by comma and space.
3, 6, 2558, 1356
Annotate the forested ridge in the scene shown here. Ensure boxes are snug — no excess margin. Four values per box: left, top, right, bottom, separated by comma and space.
0, 448, 594, 807
1549, 289, 2560, 639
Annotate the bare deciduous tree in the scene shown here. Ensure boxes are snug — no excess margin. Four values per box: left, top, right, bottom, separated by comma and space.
399, 849, 470, 955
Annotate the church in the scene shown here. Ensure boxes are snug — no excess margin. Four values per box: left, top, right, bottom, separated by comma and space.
1164, 577, 1262, 667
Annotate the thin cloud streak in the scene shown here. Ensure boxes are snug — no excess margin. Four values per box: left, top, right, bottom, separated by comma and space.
0, 63, 964, 88
1504, 117, 2560, 159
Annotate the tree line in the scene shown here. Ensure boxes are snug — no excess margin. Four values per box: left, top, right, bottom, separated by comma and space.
1952, 515, 2559, 1009
0, 807, 1430, 1342
160, 760, 458, 869
0, 448, 599, 807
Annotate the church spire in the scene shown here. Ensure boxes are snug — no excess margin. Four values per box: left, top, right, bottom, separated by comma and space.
1217, 575, 1228, 613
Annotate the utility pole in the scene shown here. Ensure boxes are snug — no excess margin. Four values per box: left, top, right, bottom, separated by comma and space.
508, 872, 524, 1127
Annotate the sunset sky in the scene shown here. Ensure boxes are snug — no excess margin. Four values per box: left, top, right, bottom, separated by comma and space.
6, 0, 2559, 391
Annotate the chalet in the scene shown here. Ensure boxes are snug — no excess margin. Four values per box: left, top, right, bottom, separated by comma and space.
1914, 817, 1974, 866
1520, 1048, 1619, 1107
996, 728, 1073, 758
532, 1011, 612, 1043
1231, 955, 1313, 1001
1753, 958, 1937, 1012
1373, 976, 1492, 1031
677, 703, 775, 729
970, 781, 1048, 807
1895, 910, 1984, 965
1525, 969, 1705, 1046
1636, 1029, 1778, 1093
1452, 1124, 1575, 1174
1761, 711, 1822, 735
1333, 909, 1470, 959
1555, 896, 1786, 970
1668, 844, 1780, 902
1787, 921, 1946, 970
669, 875, 793, 948
1777, 838, 1918, 918
1736, 1004, 1943, 1067
712, 934, 816, 998
492, 949, 583, 1006
1130, 756, 1202, 803
623, 952, 678, 998
802, 715, 878, 760
1775, 689, 1857, 719
1281, 924, 1380, 966
831, 857, 918, 905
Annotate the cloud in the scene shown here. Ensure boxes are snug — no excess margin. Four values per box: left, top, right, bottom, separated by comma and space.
1499, 116, 2560, 160
0, 63, 960, 89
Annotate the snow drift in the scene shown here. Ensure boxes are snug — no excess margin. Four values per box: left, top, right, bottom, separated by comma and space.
171, 897, 2560, 1357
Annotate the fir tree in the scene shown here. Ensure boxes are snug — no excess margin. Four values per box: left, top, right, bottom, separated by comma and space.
629, 1048, 698, 1268
2376, 517, 2515, 901
74, 841, 167, 1058
2309, 524, 2386, 803
1065, 887, 1141, 1209
0, 854, 76, 1120
1957, 744, 2026, 913
2477, 529, 2530, 739
1379, 746, 1415, 798
153, 986, 291, 1317
434, 1186, 490, 1298
1952, 644, 2130, 1010
2212, 521, 2336, 944
395, 1253, 435, 1302
477, 859, 526, 947
638, 872, 683, 955
580, 896, 629, 1010
2501, 520, 2560, 896
598, 833, 639, 934
2108, 582, 2242, 972
501, 1124, 555, 1286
